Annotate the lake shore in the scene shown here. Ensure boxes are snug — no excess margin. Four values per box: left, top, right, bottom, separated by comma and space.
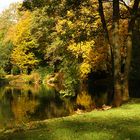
0, 98, 140, 140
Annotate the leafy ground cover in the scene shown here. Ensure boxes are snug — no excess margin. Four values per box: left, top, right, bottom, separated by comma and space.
0, 99, 140, 140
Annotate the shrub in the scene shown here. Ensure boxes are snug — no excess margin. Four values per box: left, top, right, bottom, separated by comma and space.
0, 68, 6, 78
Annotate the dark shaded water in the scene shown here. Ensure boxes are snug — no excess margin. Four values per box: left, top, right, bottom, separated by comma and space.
0, 83, 111, 129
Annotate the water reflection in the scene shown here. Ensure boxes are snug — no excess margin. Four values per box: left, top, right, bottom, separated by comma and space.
0, 83, 110, 129
0, 84, 75, 129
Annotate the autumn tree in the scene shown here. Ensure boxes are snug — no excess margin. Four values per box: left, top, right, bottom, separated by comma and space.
0, 3, 21, 74
17, 0, 140, 101
8, 11, 39, 74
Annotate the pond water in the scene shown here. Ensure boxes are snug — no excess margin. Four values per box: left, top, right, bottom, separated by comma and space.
0, 83, 110, 129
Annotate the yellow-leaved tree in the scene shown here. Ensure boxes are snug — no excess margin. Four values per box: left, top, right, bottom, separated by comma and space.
7, 11, 39, 73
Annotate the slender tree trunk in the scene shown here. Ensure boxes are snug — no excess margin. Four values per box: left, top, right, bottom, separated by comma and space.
112, 0, 122, 107
98, 0, 114, 75
98, 0, 110, 41
122, 0, 140, 101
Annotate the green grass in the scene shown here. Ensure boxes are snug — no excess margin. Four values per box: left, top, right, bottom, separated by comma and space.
0, 99, 140, 140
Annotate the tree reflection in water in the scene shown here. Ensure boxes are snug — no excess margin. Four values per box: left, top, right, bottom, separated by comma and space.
0, 83, 110, 129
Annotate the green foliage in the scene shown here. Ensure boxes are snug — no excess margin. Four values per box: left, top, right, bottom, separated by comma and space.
0, 42, 13, 70
0, 2, 22, 74
0, 0, 108, 96
60, 59, 80, 97
11, 66, 20, 75
0, 68, 6, 78
27, 1, 107, 96
1, 0, 135, 97
22, 0, 47, 10
32, 67, 54, 81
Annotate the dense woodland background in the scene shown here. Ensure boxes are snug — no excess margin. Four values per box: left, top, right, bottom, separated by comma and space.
0, 0, 140, 106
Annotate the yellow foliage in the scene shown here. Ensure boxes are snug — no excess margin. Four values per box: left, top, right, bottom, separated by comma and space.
10, 11, 33, 46
68, 41, 95, 78
68, 41, 94, 58
67, 39, 108, 79
67, 10, 75, 17
80, 62, 92, 79
7, 11, 39, 72
76, 91, 94, 109
11, 47, 38, 71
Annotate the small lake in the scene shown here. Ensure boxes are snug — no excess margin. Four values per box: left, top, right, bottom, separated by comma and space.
0, 83, 111, 129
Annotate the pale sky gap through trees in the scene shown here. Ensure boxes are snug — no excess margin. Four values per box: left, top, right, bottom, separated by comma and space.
0, 0, 22, 13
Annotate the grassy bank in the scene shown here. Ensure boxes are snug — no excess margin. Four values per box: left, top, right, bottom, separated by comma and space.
0, 99, 140, 140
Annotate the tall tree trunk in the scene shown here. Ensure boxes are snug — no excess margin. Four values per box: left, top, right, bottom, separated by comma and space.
122, 0, 140, 101
112, 0, 122, 107
98, 0, 114, 75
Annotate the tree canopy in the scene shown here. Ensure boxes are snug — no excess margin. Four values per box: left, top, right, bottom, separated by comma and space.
0, 0, 140, 104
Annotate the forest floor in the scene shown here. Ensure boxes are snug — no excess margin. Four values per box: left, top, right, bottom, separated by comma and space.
0, 98, 140, 140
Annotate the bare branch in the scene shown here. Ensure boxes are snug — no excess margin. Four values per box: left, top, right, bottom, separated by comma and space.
120, 0, 131, 13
